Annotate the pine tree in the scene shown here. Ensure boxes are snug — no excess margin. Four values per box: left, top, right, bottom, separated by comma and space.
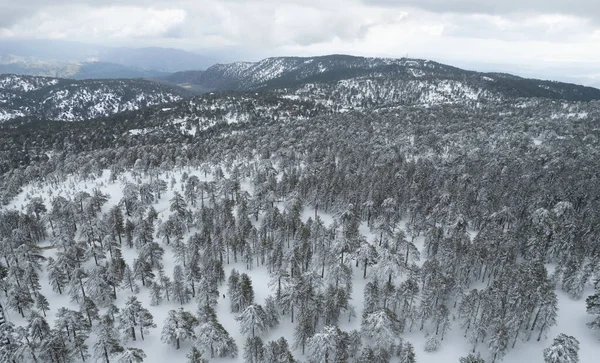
122, 264, 139, 294
119, 296, 155, 341
236, 304, 268, 337
363, 279, 381, 317
238, 273, 255, 311
94, 315, 124, 363
263, 337, 295, 363
186, 347, 208, 363
361, 309, 402, 352
27, 310, 50, 342
397, 341, 416, 363
81, 296, 100, 326
47, 257, 67, 295
488, 324, 509, 363
197, 314, 238, 358
307, 325, 344, 363
171, 265, 191, 305
543, 334, 579, 363
424, 336, 441, 352
170, 192, 188, 218
244, 336, 265, 363
460, 353, 486, 363
264, 295, 280, 328
35, 293, 50, 317
149, 279, 162, 306
229, 269, 241, 312
161, 308, 198, 350
586, 286, 600, 331
294, 307, 316, 355
159, 269, 172, 301
118, 347, 147, 363
86, 265, 113, 307
132, 256, 154, 287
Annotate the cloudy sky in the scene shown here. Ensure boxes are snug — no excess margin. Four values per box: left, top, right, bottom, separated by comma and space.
1, 0, 599, 86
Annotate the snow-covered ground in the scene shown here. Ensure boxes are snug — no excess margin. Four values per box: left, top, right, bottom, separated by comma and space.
3, 167, 598, 362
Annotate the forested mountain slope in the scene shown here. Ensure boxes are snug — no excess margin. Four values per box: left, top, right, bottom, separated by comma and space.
167, 54, 600, 102
0, 74, 187, 122
0, 57, 600, 363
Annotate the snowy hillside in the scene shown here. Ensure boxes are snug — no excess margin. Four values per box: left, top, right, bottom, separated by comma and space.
1, 53, 600, 363
1, 91, 600, 363
0, 74, 187, 122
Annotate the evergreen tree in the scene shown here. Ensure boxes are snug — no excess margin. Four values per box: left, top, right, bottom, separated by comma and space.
236, 304, 268, 337
94, 315, 124, 363
397, 341, 416, 363
424, 336, 441, 352
186, 347, 208, 363
586, 286, 600, 331
171, 265, 191, 305
264, 295, 280, 328
244, 336, 265, 363
306, 325, 345, 363
361, 309, 402, 352
460, 353, 486, 363
118, 296, 155, 341
149, 279, 162, 306
161, 308, 198, 350
118, 347, 147, 363
197, 311, 238, 358
543, 334, 579, 363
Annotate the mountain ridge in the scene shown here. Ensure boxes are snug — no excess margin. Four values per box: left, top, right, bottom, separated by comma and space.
0, 74, 188, 121
163, 54, 600, 102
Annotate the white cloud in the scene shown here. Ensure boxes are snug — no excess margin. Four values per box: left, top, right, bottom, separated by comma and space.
1, 5, 186, 40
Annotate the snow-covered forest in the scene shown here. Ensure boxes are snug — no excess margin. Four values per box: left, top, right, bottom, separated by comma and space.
1, 67, 600, 363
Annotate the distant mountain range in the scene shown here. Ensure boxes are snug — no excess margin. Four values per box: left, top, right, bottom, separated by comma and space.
162, 54, 600, 102
0, 40, 215, 79
2, 54, 600, 124
0, 56, 171, 80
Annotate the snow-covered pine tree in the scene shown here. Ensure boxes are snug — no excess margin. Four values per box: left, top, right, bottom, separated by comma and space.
586, 285, 600, 331
196, 315, 238, 358
306, 325, 345, 363
543, 334, 579, 363
122, 264, 139, 294
361, 309, 402, 352
397, 341, 416, 363
243, 336, 265, 363
459, 353, 486, 363
186, 346, 208, 363
263, 337, 295, 363
424, 336, 441, 352
94, 315, 124, 363
237, 304, 268, 337
149, 279, 162, 306
118, 347, 147, 363
264, 295, 280, 328
118, 296, 155, 341
81, 296, 100, 326
161, 308, 198, 350
172, 264, 191, 305
294, 306, 317, 355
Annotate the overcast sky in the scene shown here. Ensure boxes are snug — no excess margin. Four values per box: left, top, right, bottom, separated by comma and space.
1, 0, 599, 86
